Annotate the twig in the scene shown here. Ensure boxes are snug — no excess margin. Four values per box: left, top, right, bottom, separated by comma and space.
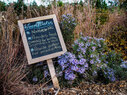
55, 88, 60, 95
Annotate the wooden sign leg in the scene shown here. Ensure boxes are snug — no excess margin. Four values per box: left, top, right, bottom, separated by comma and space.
47, 59, 60, 89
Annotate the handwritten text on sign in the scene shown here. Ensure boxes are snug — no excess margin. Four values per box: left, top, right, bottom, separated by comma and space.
23, 19, 62, 59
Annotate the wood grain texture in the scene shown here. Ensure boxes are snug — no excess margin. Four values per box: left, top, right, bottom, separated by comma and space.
47, 59, 60, 89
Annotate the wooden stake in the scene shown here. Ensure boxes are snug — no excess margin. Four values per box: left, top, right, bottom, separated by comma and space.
47, 59, 60, 89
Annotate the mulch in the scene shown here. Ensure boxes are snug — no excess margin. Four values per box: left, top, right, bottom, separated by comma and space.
44, 80, 127, 95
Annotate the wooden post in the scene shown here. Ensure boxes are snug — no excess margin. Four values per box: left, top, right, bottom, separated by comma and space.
47, 59, 60, 89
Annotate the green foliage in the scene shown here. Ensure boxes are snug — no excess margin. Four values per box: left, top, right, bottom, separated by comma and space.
96, 0, 108, 9
57, 1, 64, 7
120, 0, 127, 10
0, 1, 6, 11
79, 0, 84, 6
106, 51, 122, 67
96, 9, 109, 25
14, 0, 27, 15
105, 51, 127, 80
26, 63, 50, 84
31, 1, 38, 7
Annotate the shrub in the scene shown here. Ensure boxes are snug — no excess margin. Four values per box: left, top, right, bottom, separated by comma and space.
0, 1, 6, 11
104, 11, 127, 60
58, 36, 127, 85
106, 25, 127, 60
105, 51, 127, 80
60, 13, 77, 50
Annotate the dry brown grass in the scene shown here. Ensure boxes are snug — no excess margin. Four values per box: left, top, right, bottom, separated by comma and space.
0, 5, 45, 95
101, 10, 127, 38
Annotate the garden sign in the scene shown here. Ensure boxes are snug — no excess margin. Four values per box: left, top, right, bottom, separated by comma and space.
18, 14, 67, 88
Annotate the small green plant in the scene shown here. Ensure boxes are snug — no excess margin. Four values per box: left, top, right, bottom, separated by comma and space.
26, 62, 50, 84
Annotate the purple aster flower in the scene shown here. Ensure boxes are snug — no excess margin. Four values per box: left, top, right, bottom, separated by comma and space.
104, 68, 116, 82
72, 18, 75, 22
65, 69, 71, 75
80, 32, 83, 36
65, 69, 76, 80
90, 60, 94, 64
65, 72, 76, 80
77, 67, 85, 74
92, 46, 96, 51
61, 63, 69, 70
83, 37, 87, 41
71, 65, 79, 71
44, 70, 49, 78
62, 14, 68, 18
90, 54, 94, 58
94, 37, 97, 40
96, 58, 101, 63
73, 23, 77, 25
67, 13, 72, 16
78, 54, 83, 58
78, 42, 84, 47
68, 52, 76, 59
86, 42, 90, 47
79, 58, 86, 65
81, 48, 86, 54
105, 61, 108, 64
71, 59, 79, 65
111, 76, 116, 82
84, 63, 88, 68
33, 76, 38, 82
100, 38, 105, 41
93, 71, 97, 76
58, 58, 67, 65
98, 44, 101, 47
58, 71, 63, 77
74, 40, 78, 44
77, 48, 80, 52
120, 61, 127, 68
72, 44, 74, 47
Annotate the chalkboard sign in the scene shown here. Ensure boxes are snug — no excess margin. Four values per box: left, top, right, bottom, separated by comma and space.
18, 14, 67, 64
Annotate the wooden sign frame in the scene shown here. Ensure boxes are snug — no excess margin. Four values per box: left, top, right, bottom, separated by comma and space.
18, 14, 67, 65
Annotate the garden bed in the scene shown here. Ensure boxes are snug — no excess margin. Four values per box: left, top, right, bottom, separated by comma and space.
43, 80, 127, 95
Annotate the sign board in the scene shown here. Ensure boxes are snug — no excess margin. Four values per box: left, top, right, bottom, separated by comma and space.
18, 14, 67, 65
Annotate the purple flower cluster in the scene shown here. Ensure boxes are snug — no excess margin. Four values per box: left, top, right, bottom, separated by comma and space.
58, 36, 108, 81
120, 61, 127, 69
61, 13, 77, 27
58, 36, 126, 83
58, 52, 88, 80
65, 69, 76, 80
104, 68, 116, 82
